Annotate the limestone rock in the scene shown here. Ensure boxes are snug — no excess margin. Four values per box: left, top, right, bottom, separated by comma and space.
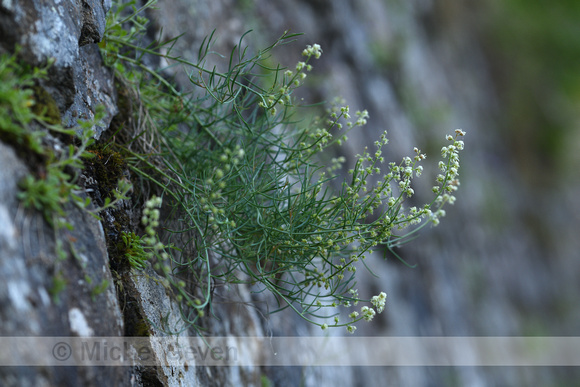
0, 142, 133, 386
0, 0, 117, 138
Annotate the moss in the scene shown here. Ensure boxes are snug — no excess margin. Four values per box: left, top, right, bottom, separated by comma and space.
121, 281, 152, 337
84, 144, 126, 200
82, 141, 136, 272
104, 207, 134, 271
133, 318, 151, 337
30, 84, 62, 125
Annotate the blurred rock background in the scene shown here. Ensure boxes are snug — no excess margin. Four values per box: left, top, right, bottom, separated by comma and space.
153, 0, 580, 384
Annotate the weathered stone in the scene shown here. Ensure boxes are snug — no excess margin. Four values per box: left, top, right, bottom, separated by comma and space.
120, 262, 267, 386
0, 142, 133, 386
124, 265, 205, 386
0, 0, 117, 138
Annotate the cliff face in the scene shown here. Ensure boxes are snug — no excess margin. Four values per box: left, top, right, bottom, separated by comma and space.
0, 0, 124, 385
0, 0, 117, 135
1, 1, 579, 386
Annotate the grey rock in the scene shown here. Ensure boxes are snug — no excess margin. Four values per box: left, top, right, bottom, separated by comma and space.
0, 0, 117, 138
0, 142, 133, 386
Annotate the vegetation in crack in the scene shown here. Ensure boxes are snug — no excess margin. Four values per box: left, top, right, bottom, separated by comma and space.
99, 0, 466, 333
0, 50, 132, 300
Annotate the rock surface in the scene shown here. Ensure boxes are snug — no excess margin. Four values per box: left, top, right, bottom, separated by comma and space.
148, 0, 580, 384
0, 141, 132, 385
0, 0, 117, 138
1, 0, 579, 386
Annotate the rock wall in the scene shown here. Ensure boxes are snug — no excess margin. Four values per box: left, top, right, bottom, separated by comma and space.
0, 0, 117, 136
1, 0, 579, 386
151, 1, 580, 385
0, 1, 127, 385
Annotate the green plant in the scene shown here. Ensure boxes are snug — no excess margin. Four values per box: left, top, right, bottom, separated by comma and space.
0, 49, 131, 225
120, 195, 178, 271
0, 51, 50, 154
121, 231, 149, 269
0, 52, 85, 229
0, 51, 134, 303
101, 0, 465, 332
12, 102, 131, 223
91, 279, 111, 301
49, 271, 68, 303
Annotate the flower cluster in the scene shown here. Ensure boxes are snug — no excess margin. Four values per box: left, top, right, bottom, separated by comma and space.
429, 129, 466, 225
121, 196, 169, 270
201, 146, 245, 231
307, 130, 464, 333
371, 292, 387, 313
259, 43, 323, 116
298, 104, 370, 159
142, 196, 161, 238
142, 196, 170, 263
302, 44, 323, 59
336, 291, 386, 333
